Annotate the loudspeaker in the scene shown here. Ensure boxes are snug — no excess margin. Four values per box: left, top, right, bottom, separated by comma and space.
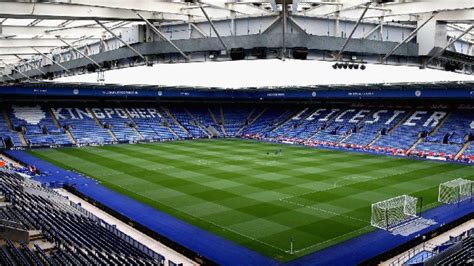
251, 47, 267, 59
86, 64, 97, 73
102, 61, 112, 70
230, 48, 245, 60
292, 47, 308, 60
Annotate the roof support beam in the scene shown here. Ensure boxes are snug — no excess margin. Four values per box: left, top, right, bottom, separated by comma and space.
282, 0, 288, 60
190, 23, 208, 37
136, 12, 190, 61
383, 12, 437, 61
199, 4, 228, 52
56, 37, 102, 69
336, 2, 371, 59
31, 47, 70, 73
424, 25, 474, 67
362, 24, 380, 39
95, 20, 146, 60
261, 15, 282, 35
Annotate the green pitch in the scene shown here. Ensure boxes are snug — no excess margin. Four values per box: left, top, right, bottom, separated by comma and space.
28, 139, 474, 261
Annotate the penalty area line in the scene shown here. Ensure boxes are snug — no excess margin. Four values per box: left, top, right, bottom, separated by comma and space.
279, 198, 369, 224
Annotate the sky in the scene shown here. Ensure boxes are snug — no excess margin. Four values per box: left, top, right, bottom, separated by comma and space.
55, 59, 473, 88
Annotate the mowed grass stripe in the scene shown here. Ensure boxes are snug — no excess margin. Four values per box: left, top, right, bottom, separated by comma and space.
28, 139, 474, 262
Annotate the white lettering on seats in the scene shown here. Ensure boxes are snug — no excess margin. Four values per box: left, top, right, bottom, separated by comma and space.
403, 111, 427, 126
349, 110, 370, 123
335, 109, 355, 122
365, 110, 387, 124
423, 111, 446, 127
306, 109, 326, 121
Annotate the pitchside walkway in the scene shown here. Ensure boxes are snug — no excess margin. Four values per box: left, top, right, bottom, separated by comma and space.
4, 149, 474, 266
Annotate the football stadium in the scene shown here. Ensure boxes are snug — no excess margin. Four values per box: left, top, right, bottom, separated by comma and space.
0, 1, 473, 266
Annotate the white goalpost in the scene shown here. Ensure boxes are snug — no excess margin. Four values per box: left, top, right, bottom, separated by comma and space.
438, 178, 473, 205
371, 195, 418, 230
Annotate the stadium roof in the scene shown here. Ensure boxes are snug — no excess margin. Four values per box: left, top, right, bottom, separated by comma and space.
0, 0, 473, 83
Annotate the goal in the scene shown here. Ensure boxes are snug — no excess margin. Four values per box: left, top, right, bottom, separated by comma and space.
371, 195, 418, 230
438, 178, 473, 204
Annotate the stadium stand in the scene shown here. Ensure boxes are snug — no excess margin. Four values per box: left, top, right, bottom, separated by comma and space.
8, 105, 72, 147
1, 103, 474, 163
400, 227, 474, 266
0, 169, 165, 265
51, 107, 115, 145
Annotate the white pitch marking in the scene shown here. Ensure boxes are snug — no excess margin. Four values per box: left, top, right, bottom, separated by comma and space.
279, 198, 368, 223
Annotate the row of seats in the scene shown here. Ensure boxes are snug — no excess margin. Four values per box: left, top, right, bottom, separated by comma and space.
0, 170, 166, 265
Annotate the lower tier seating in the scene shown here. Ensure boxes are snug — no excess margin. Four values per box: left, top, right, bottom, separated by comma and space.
2, 103, 474, 163
0, 170, 165, 265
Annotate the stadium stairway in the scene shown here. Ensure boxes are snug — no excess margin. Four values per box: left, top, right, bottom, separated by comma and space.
366, 110, 412, 148
409, 111, 452, 152
87, 107, 119, 142
339, 109, 377, 145
236, 106, 267, 135
123, 110, 146, 141
160, 107, 191, 138
3, 109, 27, 147
266, 108, 301, 137
456, 141, 472, 159
219, 106, 228, 136
2, 110, 14, 133
49, 108, 76, 145
208, 107, 227, 137
270, 107, 311, 138
307, 108, 344, 140
407, 138, 425, 153
184, 108, 213, 137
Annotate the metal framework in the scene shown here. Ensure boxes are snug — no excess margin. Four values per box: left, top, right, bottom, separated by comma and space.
0, 0, 472, 83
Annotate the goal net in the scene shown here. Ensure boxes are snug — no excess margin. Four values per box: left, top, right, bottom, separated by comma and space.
371, 195, 418, 230
438, 178, 473, 204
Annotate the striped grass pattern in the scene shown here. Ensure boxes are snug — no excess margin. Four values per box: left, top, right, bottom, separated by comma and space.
28, 139, 474, 261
